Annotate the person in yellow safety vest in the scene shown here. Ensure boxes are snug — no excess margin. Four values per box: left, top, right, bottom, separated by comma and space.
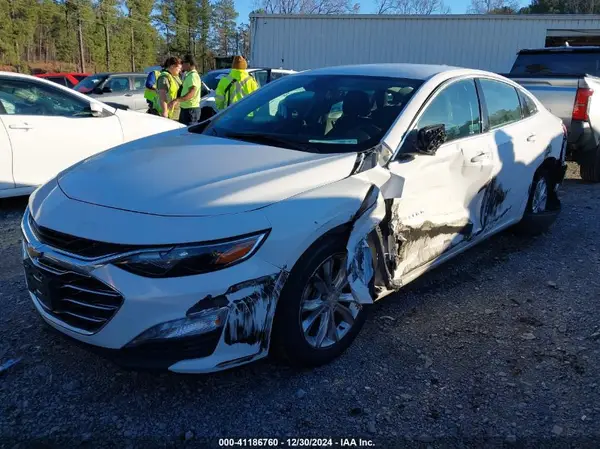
144, 67, 162, 114
155, 56, 183, 120
170, 55, 202, 125
215, 55, 259, 111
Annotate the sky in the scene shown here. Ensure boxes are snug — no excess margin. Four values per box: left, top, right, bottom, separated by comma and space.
233, 0, 527, 23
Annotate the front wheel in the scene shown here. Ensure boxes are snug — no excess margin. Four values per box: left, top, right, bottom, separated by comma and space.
514, 167, 561, 236
271, 236, 368, 367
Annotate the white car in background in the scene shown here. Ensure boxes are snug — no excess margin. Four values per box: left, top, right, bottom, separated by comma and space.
0, 72, 184, 198
22, 64, 566, 373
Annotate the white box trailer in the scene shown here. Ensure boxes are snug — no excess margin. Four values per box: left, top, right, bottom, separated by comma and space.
249, 14, 600, 73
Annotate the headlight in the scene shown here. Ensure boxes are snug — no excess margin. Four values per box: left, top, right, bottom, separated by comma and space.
114, 231, 268, 278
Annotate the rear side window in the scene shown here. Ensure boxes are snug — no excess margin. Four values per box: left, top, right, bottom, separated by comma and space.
133, 76, 147, 90
252, 70, 268, 87
479, 79, 521, 129
415, 79, 481, 142
519, 91, 538, 118
46, 76, 68, 86
271, 71, 289, 81
510, 52, 600, 76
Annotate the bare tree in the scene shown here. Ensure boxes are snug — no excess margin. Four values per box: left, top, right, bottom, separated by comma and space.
375, 0, 450, 13
256, 0, 358, 14
468, 0, 519, 13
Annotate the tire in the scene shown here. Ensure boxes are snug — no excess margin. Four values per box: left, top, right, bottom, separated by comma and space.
514, 167, 561, 236
579, 146, 600, 182
270, 235, 369, 368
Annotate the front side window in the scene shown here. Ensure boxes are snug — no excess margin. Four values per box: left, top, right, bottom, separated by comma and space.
415, 79, 481, 143
199, 74, 423, 154
0, 78, 90, 117
105, 77, 130, 92
479, 79, 521, 129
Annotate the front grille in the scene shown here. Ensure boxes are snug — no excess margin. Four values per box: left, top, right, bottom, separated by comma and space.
28, 215, 143, 259
24, 258, 123, 333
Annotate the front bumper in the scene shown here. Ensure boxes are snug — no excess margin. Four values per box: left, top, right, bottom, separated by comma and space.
21, 209, 287, 373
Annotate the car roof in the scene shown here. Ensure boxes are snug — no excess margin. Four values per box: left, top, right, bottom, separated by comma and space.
88, 72, 146, 77
36, 72, 91, 77
518, 45, 600, 54
304, 63, 463, 80
205, 67, 295, 74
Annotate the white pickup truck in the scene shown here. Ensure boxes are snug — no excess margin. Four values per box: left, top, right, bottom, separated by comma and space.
505, 46, 600, 182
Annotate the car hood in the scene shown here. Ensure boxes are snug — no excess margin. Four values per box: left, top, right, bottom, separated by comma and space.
57, 131, 358, 217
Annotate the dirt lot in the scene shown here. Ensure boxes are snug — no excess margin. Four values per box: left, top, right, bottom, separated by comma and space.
1, 163, 600, 448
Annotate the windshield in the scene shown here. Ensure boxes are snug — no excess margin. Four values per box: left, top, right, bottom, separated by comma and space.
74, 75, 107, 93
199, 74, 422, 153
511, 52, 600, 76
202, 71, 228, 90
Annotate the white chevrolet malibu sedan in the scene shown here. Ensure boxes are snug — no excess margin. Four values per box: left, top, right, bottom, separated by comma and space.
22, 64, 567, 373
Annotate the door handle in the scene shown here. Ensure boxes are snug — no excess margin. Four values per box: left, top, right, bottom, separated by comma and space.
527, 133, 537, 142
470, 151, 490, 163
9, 123, 34, 130
124, 94, 133, 97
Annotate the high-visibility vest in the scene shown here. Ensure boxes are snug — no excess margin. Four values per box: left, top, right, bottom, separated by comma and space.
154, 71, 182, 119
215, 70, 259, 110
143, 70, 161, 102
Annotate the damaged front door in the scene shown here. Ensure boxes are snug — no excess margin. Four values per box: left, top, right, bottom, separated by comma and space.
381, 78, 493, 282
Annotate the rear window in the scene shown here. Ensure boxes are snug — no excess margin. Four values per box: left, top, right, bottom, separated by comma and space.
46, 76, 68, 86
202, 71, 227, 90
74, 75, 106, 93
510, 51, 600, 76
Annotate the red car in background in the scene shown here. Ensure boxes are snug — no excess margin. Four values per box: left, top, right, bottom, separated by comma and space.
34, 72, 90, 88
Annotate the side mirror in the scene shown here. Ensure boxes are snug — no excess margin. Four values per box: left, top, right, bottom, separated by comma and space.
92, 87, 103, 95
89, 102, 104, 117
415, 124, 446, 155
102, 86, 113, 93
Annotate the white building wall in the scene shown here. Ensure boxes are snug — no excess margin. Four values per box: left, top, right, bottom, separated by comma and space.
250, 14, 600, 73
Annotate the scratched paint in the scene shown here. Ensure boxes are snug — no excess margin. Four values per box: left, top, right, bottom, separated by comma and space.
479, 177, 511, 231
224, 270, 289, 347
346, 189, 386, 304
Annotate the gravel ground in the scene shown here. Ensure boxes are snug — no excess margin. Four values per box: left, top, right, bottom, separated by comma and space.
1, 163, 600, 448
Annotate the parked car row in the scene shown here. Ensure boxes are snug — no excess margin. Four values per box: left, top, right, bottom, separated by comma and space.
34, 72, 90, 88
34, 67, 297, 117
18, 63, 567, 373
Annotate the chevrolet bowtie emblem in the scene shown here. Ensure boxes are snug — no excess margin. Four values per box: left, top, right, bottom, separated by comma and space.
26, 243, 43, 260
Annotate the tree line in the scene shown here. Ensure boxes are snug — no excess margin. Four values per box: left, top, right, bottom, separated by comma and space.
0, 0, 598, 75
0, 0, 247, 74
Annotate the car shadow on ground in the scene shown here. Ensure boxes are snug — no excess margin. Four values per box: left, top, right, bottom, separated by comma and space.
0, 196, 28, 215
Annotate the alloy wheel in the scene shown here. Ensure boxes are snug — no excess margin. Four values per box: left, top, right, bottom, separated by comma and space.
298, 253, 361, 349
531, 178, 548, 213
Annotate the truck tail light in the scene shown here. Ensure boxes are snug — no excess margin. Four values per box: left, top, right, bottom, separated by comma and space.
572, 87, 593, 121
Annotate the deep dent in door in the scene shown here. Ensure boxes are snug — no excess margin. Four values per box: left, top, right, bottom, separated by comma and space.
345, 159, 512, 304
